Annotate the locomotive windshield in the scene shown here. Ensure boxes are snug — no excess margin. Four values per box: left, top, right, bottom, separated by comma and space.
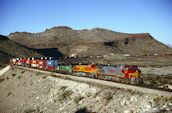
129, 67, 138, 70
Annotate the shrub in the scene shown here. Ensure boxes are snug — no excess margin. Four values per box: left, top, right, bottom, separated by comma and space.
0, 78, 5, 83
24, 108, 35, 113
36, 72, 41, 75
104, 92, 113, 104
7, 92, 12, 97
74, 96, 84, 104
50, 73, 56, 77
57, 86, 73, 102
18, 76, 21, 79
42, 75, 47, 79
12, 74, 16, 76
75, 107, 91, 113
59, 86, 67, 90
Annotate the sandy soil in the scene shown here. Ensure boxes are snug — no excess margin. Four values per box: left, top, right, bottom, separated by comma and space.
0, 67, 172, 113
140, 66, 172, 76
139, 66, 172, 90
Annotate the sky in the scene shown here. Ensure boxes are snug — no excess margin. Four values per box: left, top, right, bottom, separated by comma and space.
0, 0, 172, 44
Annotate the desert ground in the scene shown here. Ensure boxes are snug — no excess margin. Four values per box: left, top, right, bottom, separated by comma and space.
0, 66, 172, 113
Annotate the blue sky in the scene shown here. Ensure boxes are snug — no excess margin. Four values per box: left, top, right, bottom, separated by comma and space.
0, 0, 172, 44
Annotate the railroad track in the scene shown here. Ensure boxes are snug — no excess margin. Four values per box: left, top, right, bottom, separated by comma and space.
57, 57, 101, 64
14, 65, 172, 96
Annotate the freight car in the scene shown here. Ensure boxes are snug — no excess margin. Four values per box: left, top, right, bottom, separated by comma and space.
56, 65, 73, 74
9, 57, 143, 84
46, 58, 57, 71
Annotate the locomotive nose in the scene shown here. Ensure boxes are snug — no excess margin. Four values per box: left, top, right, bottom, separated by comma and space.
134, 69, 142, 77
138, 69, 142, 77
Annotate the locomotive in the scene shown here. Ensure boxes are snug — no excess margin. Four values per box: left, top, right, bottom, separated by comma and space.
10, 57, 143, 84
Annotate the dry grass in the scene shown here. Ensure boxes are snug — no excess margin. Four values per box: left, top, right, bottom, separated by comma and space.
42, 75, 47, 79
12, 73, 16, 76
36, 71, 42, 75
21, 71, 25, 73
17, 76, 21, 79
24, 108, 35, 113
74, 95, 84, 104
0, 78, 5, 83
143, 74, 172, 89
6, 77, 9, 80
57, 86, 73, 102
103, 92, 113, 104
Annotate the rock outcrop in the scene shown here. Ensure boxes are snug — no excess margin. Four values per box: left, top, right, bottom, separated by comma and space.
0, 35, 43, 65
8, 26, 172, 57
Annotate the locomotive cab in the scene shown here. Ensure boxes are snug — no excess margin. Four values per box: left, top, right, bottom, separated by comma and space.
123, 66, 143, 84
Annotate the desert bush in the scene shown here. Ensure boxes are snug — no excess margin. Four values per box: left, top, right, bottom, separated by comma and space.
50, 73, 56, 77
94, 89, 103, 98
36, 71, 41, 75
152, 96, 167, 106
167, 96, 172, 102
74, 95, 84, 104
59, 86, 67, 90
86, 92, 91, 97
75, 107, 91, 113
24, 108, 35, 113
12, 73, 16, 76
42, 75, 47, 79
21, 71, 25, 73
18, 76, 21, 79
103, 92, 113, 104
57, 86, 73, 101
7, 91, 12, 97
0, 78, 5, 83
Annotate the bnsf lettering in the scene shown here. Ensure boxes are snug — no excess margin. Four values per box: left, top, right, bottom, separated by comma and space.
109, 69, 115, 73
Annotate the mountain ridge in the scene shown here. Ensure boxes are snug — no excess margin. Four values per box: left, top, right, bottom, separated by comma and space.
0, 35, 44, 65
8, 26, 172, 57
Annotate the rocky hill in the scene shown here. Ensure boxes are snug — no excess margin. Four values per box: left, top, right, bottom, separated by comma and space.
0, 35, 43, 65
167, 44, 172, 48
8, 26, 172, 57
0, 67, 171, 113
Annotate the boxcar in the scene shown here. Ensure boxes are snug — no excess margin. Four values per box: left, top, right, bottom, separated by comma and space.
12, 58, 17, 65
46, 60, 57, 71
17, 58, 22, 66
21, 58, 26, 67
38, 58, 46, 70
56, 65, 72, 74
26, 58, 31, 67
31, 58, 39, 69
10, 58, 13, 64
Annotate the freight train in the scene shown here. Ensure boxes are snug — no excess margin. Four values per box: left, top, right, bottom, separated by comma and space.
10, 57, 143, 84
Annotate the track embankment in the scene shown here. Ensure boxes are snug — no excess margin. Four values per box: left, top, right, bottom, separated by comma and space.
0, 65, 11, 76
14, 66, 172, 96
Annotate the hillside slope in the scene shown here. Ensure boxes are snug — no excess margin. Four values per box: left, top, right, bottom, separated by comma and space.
0, 67, 171, 113
0, 35, 43, 65
8, 26, 172, 57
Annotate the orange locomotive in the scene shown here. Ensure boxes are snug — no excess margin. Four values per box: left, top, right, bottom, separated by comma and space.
72, 64, 97, 77
73, 64, 97, 73
72, 64, 143, 84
